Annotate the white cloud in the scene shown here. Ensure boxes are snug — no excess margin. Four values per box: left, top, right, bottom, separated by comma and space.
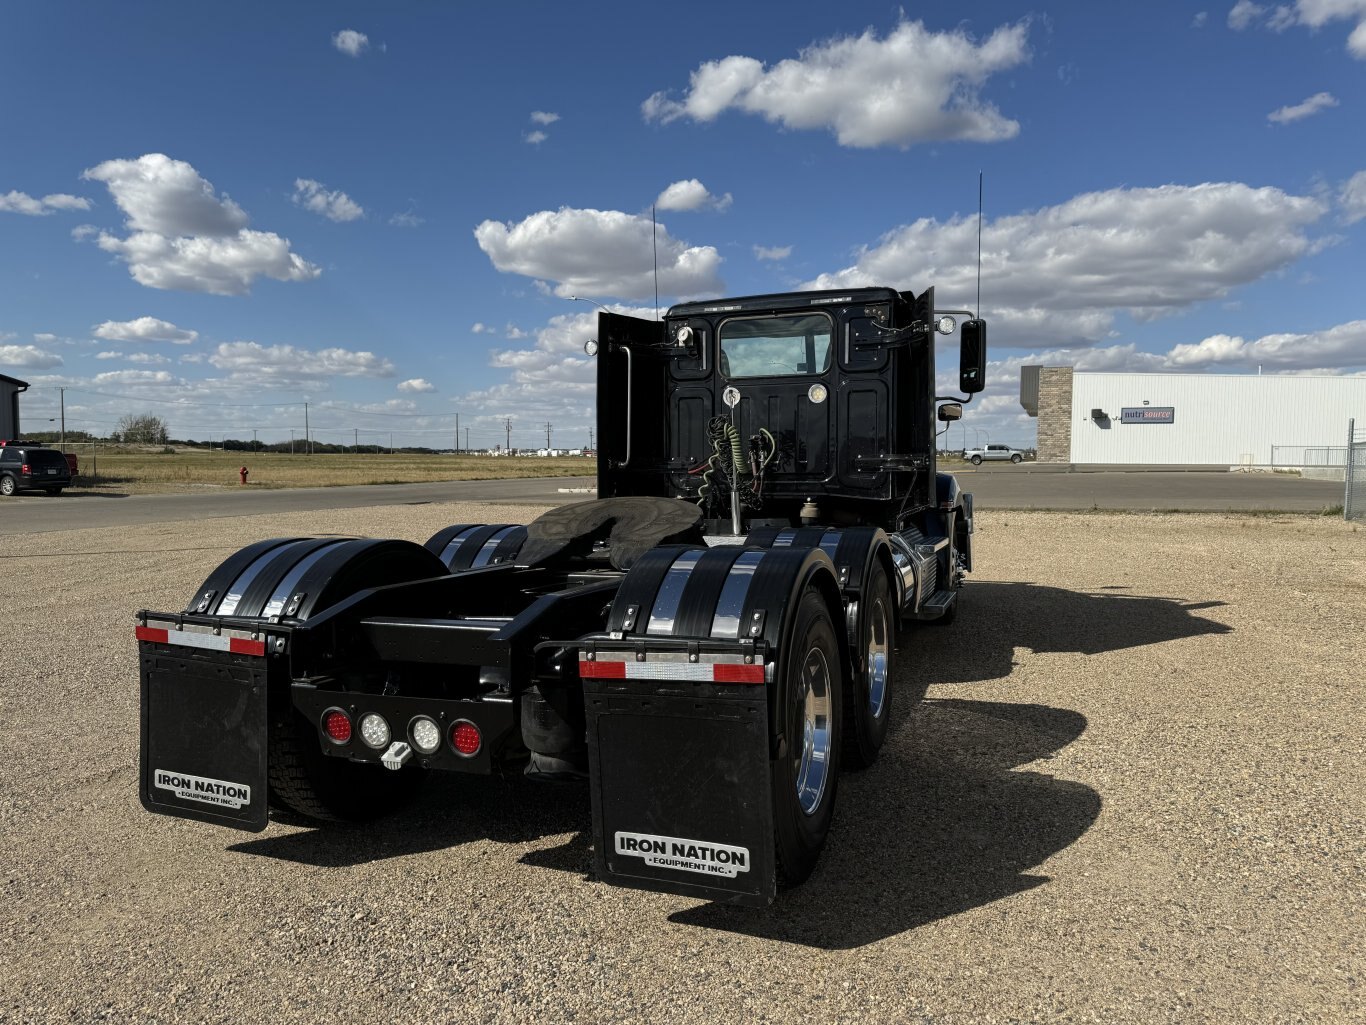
292, 178, 364, 222
0, 344, 62, 369
333, 29, 369, 57
656, 179, 733, 212
1165, 320, 1366, 370
94, 316, 198, 344
1341, 170, 1366, 223
474, 206, 723, 300
92, 369, 176, 385
71, 224, 98, 241
455, 306, 655, 428
82, 154, 319, 295
1267, 91, 1338, 123
805, 182, 1327, 345
641, 19, 1030, 149
1193, 11, 1210, 26
96, 351, 123, 360
0, 191, 92, 216
504, 324, 529, 339
471, 323, 494, 334
1228, 0, 1266, 29
208, 341, 394, 383
530, 111, 560, 125
525, 130, 548, 145
125, 352, 171, 365
390, 211, 423, 227
83, 154, 247, 236
753, 244, 793, 261
1230, 1, 1366, 56
398, 378, 436, 393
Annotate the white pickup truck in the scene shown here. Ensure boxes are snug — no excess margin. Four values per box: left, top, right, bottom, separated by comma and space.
964, 443, 1026, 465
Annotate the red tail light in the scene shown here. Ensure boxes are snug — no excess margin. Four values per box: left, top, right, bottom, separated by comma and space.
322, 708, 352, 744
21, 463, 30, 475
450, 720, 481, 756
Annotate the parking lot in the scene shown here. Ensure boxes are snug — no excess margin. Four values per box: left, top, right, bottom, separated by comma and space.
2, 500, 1362, 1023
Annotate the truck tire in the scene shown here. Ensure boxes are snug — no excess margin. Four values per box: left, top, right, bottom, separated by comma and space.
773, 586, 842, 885
268, 709, 427, 822
970, 454, 982, 465
843, 560, 895, 769
0, 475, 14, 496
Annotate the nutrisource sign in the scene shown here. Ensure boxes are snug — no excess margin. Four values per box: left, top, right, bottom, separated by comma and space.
1120, 407, 1175, 424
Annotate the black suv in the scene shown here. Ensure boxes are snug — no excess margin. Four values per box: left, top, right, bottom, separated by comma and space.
0, 444, 72, 496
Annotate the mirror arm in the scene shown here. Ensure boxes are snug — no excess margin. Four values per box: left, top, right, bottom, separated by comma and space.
935, 394, 975, 405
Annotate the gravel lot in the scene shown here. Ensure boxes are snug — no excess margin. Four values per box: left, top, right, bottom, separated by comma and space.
2, 504, 1362, 1024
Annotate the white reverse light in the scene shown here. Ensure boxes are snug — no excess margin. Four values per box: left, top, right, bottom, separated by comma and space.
807, 383, 828, 404
359, 712, 391, 750
410, 716, 442, 755
936, 315, 957, 335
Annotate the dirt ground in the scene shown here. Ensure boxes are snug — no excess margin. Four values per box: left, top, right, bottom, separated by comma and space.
1, 506, 1362, 1024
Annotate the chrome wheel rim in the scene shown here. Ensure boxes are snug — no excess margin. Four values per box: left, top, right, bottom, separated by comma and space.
865, 596, 890, 719
795, 645, 833, 815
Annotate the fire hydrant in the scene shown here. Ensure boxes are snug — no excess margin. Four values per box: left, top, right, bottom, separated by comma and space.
239, 466, 249, 485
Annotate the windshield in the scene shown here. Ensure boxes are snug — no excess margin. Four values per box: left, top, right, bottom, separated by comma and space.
720, 314, 832, 378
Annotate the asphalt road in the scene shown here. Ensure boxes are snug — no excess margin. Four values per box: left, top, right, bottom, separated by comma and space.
0, 467, 1346, 535
0, 476, 599, 535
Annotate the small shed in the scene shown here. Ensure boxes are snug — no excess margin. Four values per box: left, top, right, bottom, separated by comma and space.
0, 374, 28, 439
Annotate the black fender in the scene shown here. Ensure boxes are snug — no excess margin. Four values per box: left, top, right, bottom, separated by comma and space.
935, 472, 973, 574
186, 536, 447, 622
424, 523, 528, 571
743, 525, 897, 673
602, 543, 846, 751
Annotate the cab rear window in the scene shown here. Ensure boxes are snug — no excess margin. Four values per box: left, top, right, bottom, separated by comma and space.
23, 450, 67, 469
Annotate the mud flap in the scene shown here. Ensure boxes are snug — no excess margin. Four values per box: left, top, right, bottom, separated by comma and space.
138, 643, 270, 832
585, 680, 775, 906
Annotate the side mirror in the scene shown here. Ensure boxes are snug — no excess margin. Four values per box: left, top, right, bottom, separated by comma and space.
959, 319, 987, 394
937, 402, 963, 423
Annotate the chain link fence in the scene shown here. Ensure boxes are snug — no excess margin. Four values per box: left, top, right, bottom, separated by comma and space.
1346, 419, 1365, 521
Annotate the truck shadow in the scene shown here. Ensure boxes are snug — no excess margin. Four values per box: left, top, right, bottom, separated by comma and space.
907, 581, 1231, 688
669, 698, 1100, 948
235, 582, 1225, 927
229, 774, 590, 867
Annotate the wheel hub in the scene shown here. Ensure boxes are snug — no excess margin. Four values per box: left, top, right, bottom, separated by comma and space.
795, 646, 832, 815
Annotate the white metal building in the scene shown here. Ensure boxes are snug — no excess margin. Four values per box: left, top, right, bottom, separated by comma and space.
1024, 367, 1366, 465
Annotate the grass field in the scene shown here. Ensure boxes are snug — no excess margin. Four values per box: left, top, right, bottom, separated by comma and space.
63, 447, 595, 492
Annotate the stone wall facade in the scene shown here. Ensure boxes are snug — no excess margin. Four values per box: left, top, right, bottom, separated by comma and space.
1036, 366, 1073, 463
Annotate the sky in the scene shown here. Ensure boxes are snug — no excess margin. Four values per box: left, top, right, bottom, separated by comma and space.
2, 0, 1365, 451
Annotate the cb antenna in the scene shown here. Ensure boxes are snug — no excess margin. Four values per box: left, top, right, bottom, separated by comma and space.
976, 170, 983, 320
652, 203, 660, 321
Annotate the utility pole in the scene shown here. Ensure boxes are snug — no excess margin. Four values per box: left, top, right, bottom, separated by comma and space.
588, 427, 594, 452
354, 428, 359, 451
389, 431, 393, 453
504, 417, 513, 453
59, 387, 65, 452
289, 429, 294, 454
455, 413, 460, 453
252, 429, 258, 453
304, 402, 310, 455
544, 422, 552, 450
465, 427, 470, 451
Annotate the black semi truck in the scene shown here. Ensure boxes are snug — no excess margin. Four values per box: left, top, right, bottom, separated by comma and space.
137, 286, 986, 906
